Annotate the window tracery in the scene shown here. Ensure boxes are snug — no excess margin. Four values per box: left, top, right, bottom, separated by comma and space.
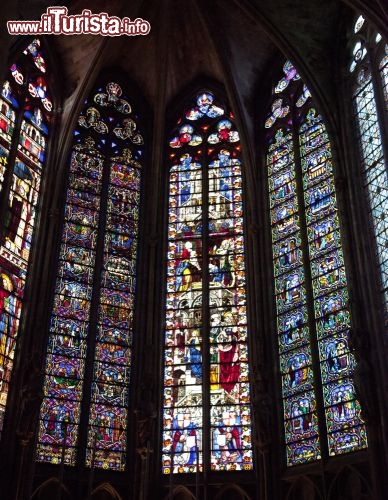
36, 80, 143, 470
265, 61, 368, 465
162, 91, 253, 475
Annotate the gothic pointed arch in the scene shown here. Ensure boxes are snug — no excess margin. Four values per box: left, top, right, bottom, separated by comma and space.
35, 72, 147, 470
264, 59, 368, 466
285, 477, 323, 500
214, 483, 251, 500
327, 465, 373, 500
90, 483, 123, 500
30, 477, 72, 500
162, 86, 253, 476
164, 485, 195, 500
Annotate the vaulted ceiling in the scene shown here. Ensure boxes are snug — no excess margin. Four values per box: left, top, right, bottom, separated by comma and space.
2, 0, 388, 150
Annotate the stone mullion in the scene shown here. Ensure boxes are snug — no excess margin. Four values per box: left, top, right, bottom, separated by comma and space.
201, 141, 211, 479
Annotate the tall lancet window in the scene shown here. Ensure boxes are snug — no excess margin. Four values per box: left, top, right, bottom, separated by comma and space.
0, 38, 53, 434
36, 80, 144, 470
265, 61, 368, 466
349, 15, 388, 322
162, 91, 253, 475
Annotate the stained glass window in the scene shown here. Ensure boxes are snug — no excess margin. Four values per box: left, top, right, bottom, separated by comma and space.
265, 60, 368, 466
350, 18, 388, 322
36, 81, 143, 469
0, 38, 52, 434
162, 91, 253, 475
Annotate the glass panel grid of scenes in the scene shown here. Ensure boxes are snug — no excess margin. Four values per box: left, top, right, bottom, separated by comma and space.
300, 109, 367, 455
163, 153, 204, 475
208, 151, 252, 472
86, 158, 141, 471
266, 127, 321, 466
37, 80, 144, 468
36, 147, 103, 465
83, 85, 144, 470
163, 91, 253, 475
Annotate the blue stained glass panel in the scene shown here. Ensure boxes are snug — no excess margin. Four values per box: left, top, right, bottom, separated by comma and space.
163, 93, 253, 475
38, 83, 143, 468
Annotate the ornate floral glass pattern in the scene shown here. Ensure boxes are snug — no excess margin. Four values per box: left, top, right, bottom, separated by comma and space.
266, 61, 367, 465
162, 91, 253, 475
0, 38, 51, 434
37, 82, 143, 469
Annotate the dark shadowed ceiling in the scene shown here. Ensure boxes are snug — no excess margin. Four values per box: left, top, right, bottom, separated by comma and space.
2, 0, 387, 148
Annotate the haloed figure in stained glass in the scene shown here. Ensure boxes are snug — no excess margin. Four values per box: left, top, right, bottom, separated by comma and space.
37, 80, 143, 470
265, 61, 367, 465
265, 60, 367, 466
163, 91, 252, 475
